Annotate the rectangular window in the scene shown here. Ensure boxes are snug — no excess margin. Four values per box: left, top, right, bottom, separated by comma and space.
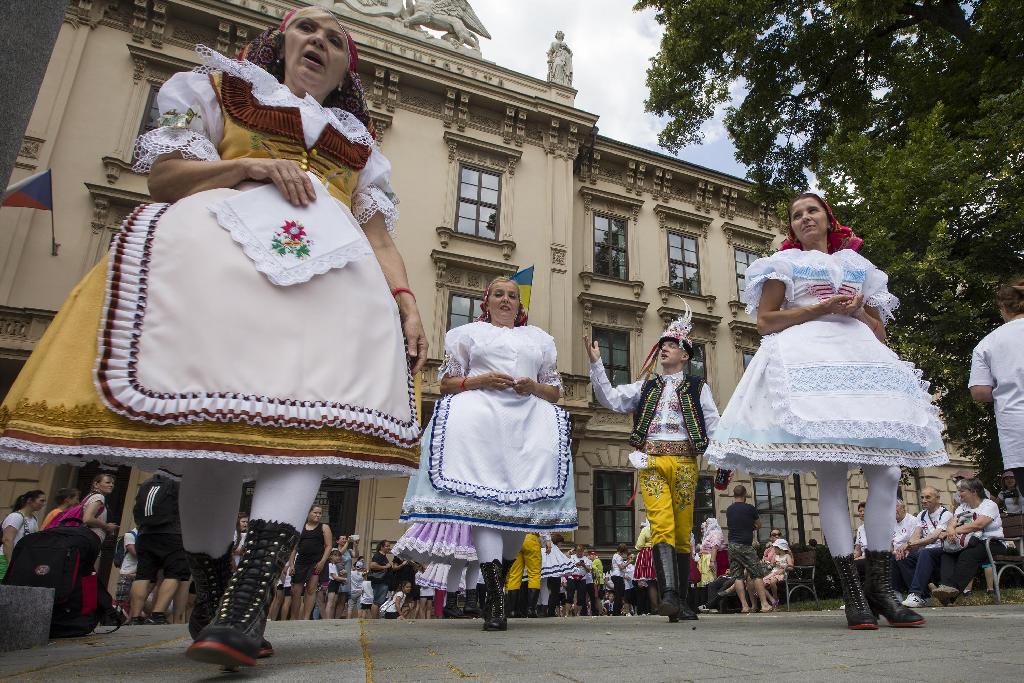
592, 327, 631, 387
133, 85, 161, 162
735, 248, 758, 304
753, 479, 788, 543
447, 293, 483, 331
742, 350, 756, 370
686, 342, 706, 379
692, 475, 715, 544
668, 232, 700, 294
456, 166, 500, 239
593, 214, 628, 279
593, 470, 634, 546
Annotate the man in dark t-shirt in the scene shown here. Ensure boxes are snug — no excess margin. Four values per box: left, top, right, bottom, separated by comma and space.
725, 485, 772, 612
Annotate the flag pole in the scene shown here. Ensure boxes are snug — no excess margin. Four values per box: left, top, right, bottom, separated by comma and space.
50, 209, 58, 256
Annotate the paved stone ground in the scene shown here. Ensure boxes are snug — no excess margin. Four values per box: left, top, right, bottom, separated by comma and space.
2, 605, 1022, 682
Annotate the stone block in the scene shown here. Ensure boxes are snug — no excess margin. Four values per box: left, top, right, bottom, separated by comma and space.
0, 584, 53, 652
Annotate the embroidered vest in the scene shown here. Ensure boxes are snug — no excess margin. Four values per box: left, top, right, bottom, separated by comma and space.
628, 375, 709, 452
212, 73, 370, 207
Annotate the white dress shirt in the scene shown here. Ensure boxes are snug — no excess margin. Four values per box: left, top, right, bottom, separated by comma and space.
589, 361, 720, 440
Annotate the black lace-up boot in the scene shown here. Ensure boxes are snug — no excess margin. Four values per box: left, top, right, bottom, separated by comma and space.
186, 520, 299, 667
442, 591, 464, 618
833, 554, 878, 630
652, 542, 681, 621
480, 559, 508, 632
863, 550, 925, 627
463, 587, 481, 617
186, 548, 233, 640
675, 552, 698, 621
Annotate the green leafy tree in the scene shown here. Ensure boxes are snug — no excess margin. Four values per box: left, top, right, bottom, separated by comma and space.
638, 0, 1024, 480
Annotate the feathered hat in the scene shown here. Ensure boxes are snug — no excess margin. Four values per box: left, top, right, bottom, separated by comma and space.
638, 301, 694, 379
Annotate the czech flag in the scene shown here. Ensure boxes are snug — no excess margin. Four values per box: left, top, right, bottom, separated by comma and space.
512, 266, 533, 313
2, 169, 53, 211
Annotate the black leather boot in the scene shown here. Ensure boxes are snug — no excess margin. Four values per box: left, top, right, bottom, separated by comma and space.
505, 589, 520, 618
442, 591, 464, 618
186, 520, 299, 668
480, 559, 507, 632
675, 552, 698, 621
187, 547, 233, 640
832, 554, 878, 630
526, 588, 540, 617
463, 587, 481, 617
652, 542, 681, 621
863, 550, 925, 627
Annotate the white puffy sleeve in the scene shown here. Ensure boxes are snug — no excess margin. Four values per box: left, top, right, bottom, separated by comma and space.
743, 252, 796, 316
437, 325, 472, 381
859, 256, 900, 324
537, 332, 563, 389
352, 146, 400, 237
133, 71, 223, 172
589, 361, 642, 413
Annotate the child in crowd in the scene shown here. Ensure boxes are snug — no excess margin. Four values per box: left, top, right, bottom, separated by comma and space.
326, 549, 346, 619
381, 580, 412, 620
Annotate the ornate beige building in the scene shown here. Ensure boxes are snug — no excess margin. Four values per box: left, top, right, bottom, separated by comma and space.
0, 1, 968, 583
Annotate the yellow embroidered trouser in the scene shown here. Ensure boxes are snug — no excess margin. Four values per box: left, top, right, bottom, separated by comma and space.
505, 533, 542, 590
639, 454, 698, 553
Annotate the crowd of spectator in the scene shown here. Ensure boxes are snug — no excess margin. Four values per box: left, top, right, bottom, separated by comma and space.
2, 466, 1020, 625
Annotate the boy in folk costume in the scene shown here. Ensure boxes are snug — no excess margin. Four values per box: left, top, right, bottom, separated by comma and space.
584, 308, 720, 622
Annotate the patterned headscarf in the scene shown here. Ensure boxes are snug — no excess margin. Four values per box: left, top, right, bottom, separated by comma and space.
238, 6, 376, 138
699, 518, 724, 554
780, 192, 863, 254
477, 276, 528, 327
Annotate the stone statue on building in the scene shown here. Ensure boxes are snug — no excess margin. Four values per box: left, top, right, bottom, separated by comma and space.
546, 31, 573, 87
331, 0, 491, 52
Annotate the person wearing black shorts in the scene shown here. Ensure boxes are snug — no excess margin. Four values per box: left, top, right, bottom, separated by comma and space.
288, 505, 332, 621
129, 470, 189, 625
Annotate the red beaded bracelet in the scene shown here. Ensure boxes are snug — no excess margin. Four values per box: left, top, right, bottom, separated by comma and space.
460, 377, 468, 392
391, 287, 415, 301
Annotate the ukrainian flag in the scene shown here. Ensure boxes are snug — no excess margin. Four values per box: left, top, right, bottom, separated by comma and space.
512, 266, 533, 313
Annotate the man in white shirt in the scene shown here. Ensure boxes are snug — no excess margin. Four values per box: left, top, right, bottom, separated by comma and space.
585, 311, 720, 623
888, 500, 918, 600
897, 487, 952, 608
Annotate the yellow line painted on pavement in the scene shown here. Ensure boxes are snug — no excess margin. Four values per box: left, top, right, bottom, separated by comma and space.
359, 618, 374, 683
4, 635, 190, 678
446, 662, 477, 678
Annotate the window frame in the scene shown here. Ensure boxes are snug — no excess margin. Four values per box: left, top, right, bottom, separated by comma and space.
752, 478, 788, 543
667, 230, 701, 295
592, 469, 635, 547
692, 475, 716, 545
455, 164, 501, 240
133, 84, 161, 161
591, 326, 631, 389
734, 247, 759, 304
686, 341, 707, 379
446, 291, 483, 332
592, 212, 630, 280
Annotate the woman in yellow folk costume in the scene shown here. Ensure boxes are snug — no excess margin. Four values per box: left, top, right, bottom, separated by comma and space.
0, 7, 426, 669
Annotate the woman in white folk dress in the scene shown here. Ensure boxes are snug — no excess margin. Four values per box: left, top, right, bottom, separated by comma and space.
707, 193, 948, 630
0, 7, 425, 667
395, 276, 576, 632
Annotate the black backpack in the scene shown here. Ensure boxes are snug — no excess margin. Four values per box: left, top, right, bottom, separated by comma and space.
2, 524, 121, 637
132, 477, 179, 531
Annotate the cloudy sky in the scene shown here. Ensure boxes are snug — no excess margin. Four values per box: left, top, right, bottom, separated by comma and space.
468, 0, 747, 179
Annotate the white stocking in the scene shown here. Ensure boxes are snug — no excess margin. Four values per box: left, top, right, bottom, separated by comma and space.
539, 581, 550, 606
465, 560, 481, 589
814, 463, 854, 557
179, 460, 244, 556
863, 465, 900, 552
248, 465, 324, 530
446, 559, 467, 593
472, 527, 526, 563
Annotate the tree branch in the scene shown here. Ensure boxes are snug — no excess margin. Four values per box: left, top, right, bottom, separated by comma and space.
900, 0, 977, 42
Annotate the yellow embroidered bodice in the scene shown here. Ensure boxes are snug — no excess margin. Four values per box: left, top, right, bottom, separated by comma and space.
212, 73, 367, 206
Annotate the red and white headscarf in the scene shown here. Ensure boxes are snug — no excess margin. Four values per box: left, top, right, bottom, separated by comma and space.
780, 192, 863, 254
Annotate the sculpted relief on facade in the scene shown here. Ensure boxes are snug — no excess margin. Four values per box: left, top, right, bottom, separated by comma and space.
330, 0, 491, 53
